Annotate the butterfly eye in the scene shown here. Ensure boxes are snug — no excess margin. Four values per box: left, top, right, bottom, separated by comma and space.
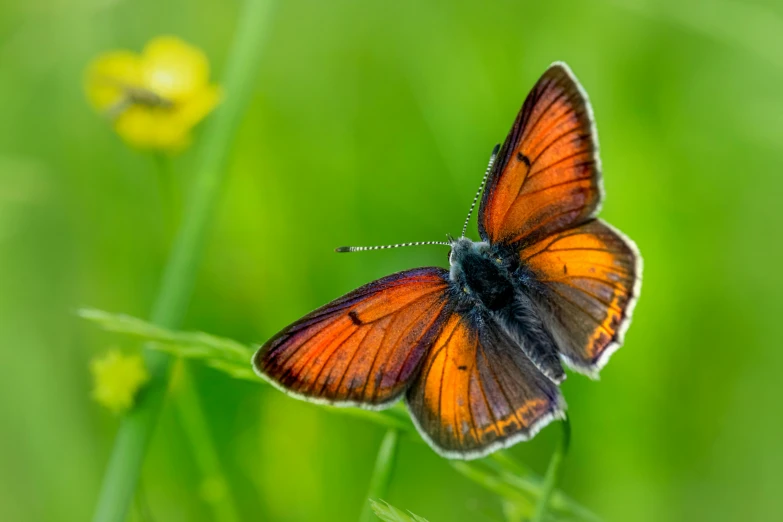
448, 249, 454, 263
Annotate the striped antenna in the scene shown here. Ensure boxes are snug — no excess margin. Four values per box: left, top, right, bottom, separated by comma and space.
461, 144, 500, 238
336, 241, 450, 253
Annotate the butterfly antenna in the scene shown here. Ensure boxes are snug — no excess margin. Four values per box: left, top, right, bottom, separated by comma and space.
336, 241, 450, 253
461, 144, 500, 238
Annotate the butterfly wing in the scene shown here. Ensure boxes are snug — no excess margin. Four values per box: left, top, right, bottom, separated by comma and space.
520, 219, 641, 375
406, 309, 565, 459
253, 268, 454, 409
479, 62, 601, 247
478, 62, 641, 376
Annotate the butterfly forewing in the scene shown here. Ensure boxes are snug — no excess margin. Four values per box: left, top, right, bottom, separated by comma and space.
254, 268, 453, 408
406, 310, 565, 458
479, 63, 601, 247
520, 220, 641, 375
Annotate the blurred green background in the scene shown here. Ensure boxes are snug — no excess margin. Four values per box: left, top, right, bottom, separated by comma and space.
2, 0, 783, 520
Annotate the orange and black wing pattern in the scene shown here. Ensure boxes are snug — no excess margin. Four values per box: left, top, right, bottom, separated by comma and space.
520, 220, 641, 375
406, 311, 565, 458
479, 62, 601, 247
253, 268, 453, 408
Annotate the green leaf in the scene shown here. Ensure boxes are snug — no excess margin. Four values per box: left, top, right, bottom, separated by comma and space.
79, 308, 251, 363
370, 499, 429, 522
360, 430, 400, 522
79, 308, 253, 379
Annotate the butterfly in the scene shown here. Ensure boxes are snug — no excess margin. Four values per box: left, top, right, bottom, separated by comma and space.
253, 62, 642, 459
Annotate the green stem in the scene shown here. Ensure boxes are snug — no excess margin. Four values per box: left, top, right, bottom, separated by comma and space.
152, 153, 179, 237
532, 416, 571, 522
173, 364, 241, 522
154, 147, 238, 522
487, 453, 601, 522
450, 461, 533, 509
359, 429, 400, 522
90, 2, 276, 521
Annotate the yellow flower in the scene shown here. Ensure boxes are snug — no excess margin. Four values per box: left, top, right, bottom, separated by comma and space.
85, 36, 221, 152
90, 349, 150, 414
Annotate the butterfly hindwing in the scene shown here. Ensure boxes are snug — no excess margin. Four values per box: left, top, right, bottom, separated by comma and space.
406, 309, 565, 459
519, 219, 641, 375
253, 268, 453, 408
479, 62, 601, 247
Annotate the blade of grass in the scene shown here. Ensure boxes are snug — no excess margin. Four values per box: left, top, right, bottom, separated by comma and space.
370, 499, 429, 522
532, 417, 571, 522
484, 453, 601, 522
90, 2, 276, 521
489, 451, 534, 477
172, 365, 240, 522
79, 308, 251, 364
325, 407, 413, 433
359, 430, 400, 522
450, 461, 534, 511
152, 153, 180, 238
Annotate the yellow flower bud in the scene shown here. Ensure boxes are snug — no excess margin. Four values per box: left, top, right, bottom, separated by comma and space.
90, 349, 150, 414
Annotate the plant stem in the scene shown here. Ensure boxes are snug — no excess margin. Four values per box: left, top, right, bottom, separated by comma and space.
450, 461, 533, 508
532, 416, 571, 522
173, 364, 241, 522
359, 429, 400, 522
153, 143, 238, 522
152, 153, 180, 237
90, 2, 276, 521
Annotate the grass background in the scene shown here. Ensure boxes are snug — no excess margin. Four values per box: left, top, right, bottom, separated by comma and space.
2, 0, 783, 520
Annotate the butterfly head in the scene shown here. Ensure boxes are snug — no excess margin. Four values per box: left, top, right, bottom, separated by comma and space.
448, 237, 490, 277
448, 236, 475, 263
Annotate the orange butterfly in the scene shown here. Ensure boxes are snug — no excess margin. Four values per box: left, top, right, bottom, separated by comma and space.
253, 62, 642, 459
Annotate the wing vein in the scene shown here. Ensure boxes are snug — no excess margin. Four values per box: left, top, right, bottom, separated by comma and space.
539, 274, 629, 292
390, 300, 449, 389
370, 294, 444, 402
437, 322, 461, 444
524, 99, 586, 161
519, 90, 567, 146
296, 321, 356, 390
528, 157, 593, 184
316, 326, 373, 397
552, 281, 626, 309
465, 356, 479, 446
524, 129, 589, 186
478, 340, 522, 431
510, 204, 586, 244
550, 288, 612, 328
336, 325, 375, 399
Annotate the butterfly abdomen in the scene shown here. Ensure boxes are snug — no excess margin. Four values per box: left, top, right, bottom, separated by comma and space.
492, 293, 566, 384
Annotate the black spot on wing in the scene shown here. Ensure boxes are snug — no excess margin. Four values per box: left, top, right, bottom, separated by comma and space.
517, 151, 531, 167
